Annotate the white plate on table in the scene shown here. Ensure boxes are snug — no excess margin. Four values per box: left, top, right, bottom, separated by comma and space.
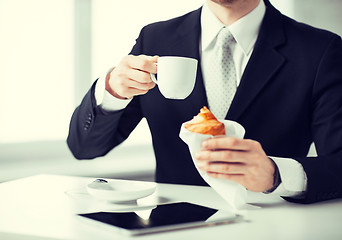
87, 179, 157, 202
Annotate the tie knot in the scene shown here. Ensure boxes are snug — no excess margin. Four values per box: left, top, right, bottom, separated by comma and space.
217, 27, 235, 48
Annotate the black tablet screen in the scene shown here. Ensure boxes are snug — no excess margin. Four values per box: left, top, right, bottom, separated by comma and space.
79, 202, 218, 231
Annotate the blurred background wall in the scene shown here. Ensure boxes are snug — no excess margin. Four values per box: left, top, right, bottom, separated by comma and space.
0, 0, 341, 182
295, 0, 342, 36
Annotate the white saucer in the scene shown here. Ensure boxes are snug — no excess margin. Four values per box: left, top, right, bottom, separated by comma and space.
86, 180, 157, 202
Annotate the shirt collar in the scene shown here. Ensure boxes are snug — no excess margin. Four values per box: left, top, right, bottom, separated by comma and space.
201, 0, 266, 56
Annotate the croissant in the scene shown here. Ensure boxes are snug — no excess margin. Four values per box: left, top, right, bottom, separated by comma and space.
185, 106, 226, 136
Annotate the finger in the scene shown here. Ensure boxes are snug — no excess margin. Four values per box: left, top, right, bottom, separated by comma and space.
202, 137, 258, 151
127, 68, 154, 84
198, 162, 246, 175
196, 150, 246, 163
207, 172, 245, 185
125, 78, 156, 91
151, 55, 159, 63
114, 79, 152, 98
128, 55, 158, 74
123, 87, 149, 98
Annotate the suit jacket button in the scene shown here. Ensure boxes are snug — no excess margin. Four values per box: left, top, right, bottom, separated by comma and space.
84, 122, 90, 130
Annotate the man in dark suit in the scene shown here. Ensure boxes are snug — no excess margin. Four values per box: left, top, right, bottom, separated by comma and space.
67, 0, 342, 203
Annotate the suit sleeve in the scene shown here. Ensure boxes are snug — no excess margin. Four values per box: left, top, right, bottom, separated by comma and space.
66, 29, 146, 159
285, 35, 342, 203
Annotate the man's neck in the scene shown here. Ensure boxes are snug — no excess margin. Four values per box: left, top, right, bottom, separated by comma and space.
206, 0, 261, 26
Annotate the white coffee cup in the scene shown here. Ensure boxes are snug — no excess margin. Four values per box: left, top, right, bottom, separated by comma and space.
150, 56, 198, 99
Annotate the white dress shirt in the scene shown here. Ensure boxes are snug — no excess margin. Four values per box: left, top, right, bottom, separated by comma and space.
95, 0, 307, 197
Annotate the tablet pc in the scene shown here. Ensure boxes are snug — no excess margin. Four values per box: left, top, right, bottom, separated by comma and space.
78, 202, 241, 236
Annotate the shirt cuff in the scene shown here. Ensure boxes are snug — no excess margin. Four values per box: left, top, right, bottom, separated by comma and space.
266, 156, 308, 197
94, 73, 132, 111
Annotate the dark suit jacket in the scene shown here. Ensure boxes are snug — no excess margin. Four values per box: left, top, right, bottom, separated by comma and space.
67, 0, 342, 203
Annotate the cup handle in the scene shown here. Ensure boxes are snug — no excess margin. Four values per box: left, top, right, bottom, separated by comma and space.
150, 62, 158, 84
150, 73, 158, 84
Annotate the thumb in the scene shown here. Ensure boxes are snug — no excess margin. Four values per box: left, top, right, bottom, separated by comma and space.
151, 55, 159, 63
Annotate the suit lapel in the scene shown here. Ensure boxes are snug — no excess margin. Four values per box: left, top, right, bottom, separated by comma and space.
227, 3, 286, 121
165, 2, 287, 119
167, 8, 208, 113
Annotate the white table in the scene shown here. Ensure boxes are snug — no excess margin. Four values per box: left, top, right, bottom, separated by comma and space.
0, 174, 341, 240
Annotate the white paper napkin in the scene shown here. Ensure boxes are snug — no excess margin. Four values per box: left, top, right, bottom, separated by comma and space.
179, 120, 248, 210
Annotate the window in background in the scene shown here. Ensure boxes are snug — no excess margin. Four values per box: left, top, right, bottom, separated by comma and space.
0, 0, 74, 143
0, 0, 204, 161
291, 0, 342, 37
91, 0, 204, 78
269, 0, 294, 17
0, 0, 204, 181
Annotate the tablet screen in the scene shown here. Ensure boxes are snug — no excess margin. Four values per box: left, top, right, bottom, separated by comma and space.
78, 202, 237, 235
